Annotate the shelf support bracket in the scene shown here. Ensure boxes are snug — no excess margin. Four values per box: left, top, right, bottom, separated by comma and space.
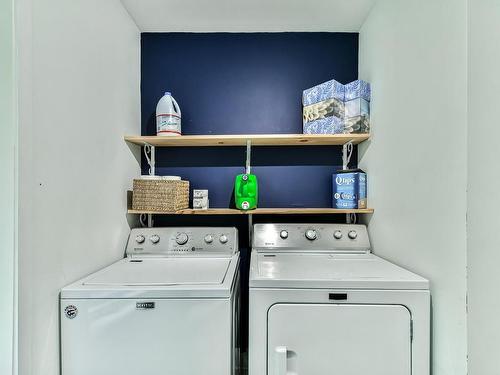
245, 139, 252, 174
342, 140, 354, 170
245, 139, 253, 245
248, 213, 253, 247
143, 143, 156, 228
144, 143, 156, 176
342, 140, 355, 224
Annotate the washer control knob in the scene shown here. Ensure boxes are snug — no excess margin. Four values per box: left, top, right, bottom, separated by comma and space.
305, 229, 317, 241
135, 235, 145, 244
219, 234, 228, 244
280, 230, 289, 239
150, 234, 160, 244
334, 230, 343, 240
204, 234, 214, 244
175, 233, 188, 245
348, 230, 358, 240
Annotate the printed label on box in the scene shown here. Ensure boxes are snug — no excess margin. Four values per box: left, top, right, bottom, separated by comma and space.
332, 171, 367, 209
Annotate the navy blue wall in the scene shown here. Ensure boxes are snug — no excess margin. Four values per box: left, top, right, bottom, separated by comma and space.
141, 33, 359, 352
141, 33, 359, 209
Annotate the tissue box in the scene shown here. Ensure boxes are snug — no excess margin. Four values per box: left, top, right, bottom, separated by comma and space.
303, 79, 344, 106
344, 98, 370, 134
303, 98, 345, 126
302, 79, 371, 134
303, 116, 344, 135
302, 79, 345, 134
344, 80, 371, 134
332, 170, 367, 209
345, 80, 371, 101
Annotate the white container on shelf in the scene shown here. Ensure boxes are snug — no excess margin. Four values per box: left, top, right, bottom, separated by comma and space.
156, 92, 181, 136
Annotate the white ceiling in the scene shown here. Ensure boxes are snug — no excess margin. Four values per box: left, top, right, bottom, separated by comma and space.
121, 0, 377, 32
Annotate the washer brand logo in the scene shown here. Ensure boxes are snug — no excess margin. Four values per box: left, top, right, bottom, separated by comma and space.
136, 302, 155, 310
64, 305, 78, 319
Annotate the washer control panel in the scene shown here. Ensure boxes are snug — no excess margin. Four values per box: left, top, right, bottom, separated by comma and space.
126, 227, 238, 256
252, 224, 370, 252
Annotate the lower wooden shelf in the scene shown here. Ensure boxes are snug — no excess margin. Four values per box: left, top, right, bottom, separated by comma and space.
127, 208, 374, 215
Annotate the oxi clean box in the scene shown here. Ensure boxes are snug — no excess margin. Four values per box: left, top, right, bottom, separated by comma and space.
332, 169, 367, 209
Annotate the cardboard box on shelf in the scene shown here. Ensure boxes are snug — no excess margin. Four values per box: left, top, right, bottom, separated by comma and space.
193, 197, 209, 210
302, 79, 371, 134
193, 189, 208, 198
344, 80, 371, 134
332, 169, 367, 209
302, 78, 345, 134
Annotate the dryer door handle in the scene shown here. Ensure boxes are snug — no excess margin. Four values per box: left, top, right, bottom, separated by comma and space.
274, 346, 287, 375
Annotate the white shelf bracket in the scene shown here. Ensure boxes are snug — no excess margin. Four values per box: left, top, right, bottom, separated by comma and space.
342, 140, 354, 170
245, 139, 252, 174
342, 140, 355, 224
144, 143, 156, 176
143, 143, 155, 228
248, 213, 253, 247
246, 140, 253, 246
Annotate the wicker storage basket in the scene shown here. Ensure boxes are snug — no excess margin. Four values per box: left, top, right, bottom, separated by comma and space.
132, 179, 189, 212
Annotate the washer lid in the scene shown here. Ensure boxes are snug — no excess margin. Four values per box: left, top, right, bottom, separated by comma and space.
61, 255, 239, 299
250, 252, 429, 290
83, 257, 231, 286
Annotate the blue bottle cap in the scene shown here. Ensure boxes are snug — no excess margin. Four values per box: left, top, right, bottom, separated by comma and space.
164, 91, 171, 96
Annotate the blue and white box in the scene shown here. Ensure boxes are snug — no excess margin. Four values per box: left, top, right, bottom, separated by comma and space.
302, 78, 345, 106
303, 116, 344, 135
332, 169, 367, 209
345, 80, 371, 101
344, 80, 371, 134
302, 78, 371, 134
302, 79, 345, 134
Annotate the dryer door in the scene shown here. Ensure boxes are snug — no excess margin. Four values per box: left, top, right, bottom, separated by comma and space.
267, 303, 411, 375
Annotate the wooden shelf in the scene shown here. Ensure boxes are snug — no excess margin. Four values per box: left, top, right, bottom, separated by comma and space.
127, 208, 374, 215
124, 133, 369, 147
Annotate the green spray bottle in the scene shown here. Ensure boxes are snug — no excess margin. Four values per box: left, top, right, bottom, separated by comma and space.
234, 173, 258, 210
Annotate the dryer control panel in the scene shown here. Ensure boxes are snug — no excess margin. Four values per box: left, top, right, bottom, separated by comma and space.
252, 224, 370, 252
126, 227, 238, 257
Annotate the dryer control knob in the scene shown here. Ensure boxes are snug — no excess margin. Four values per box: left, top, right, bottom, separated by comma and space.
348, 230, 358, 240
219, 234, 228, 244
150, 234, 160, 244
135, 235, 145, 244
175, 233, 188, 245
280, 230, 289, 239
334, 231, 343, 239
305, 229, 317, 241
204, 234, 214, 244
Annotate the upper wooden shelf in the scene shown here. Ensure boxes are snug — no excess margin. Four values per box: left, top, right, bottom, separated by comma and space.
127, 208, 374, 215
124, 134, 369, 147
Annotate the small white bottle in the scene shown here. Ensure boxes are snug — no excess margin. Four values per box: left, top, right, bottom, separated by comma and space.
156, 91, 181, 136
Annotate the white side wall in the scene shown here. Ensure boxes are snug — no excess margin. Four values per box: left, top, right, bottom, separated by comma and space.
0, 0, 17, 373
359, 1, 468, 374
467, 0, 500, 374
16, 1, 140, 374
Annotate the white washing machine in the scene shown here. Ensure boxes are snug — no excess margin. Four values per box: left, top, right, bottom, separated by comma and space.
249, 223, 429, 375
61, 227, 240, 375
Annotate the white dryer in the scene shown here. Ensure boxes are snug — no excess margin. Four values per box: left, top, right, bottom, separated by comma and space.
249, 223, 429, 375
61, 227, 240, 375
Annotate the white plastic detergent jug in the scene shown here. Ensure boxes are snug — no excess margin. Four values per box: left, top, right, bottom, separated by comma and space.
156, 92, 181, 136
